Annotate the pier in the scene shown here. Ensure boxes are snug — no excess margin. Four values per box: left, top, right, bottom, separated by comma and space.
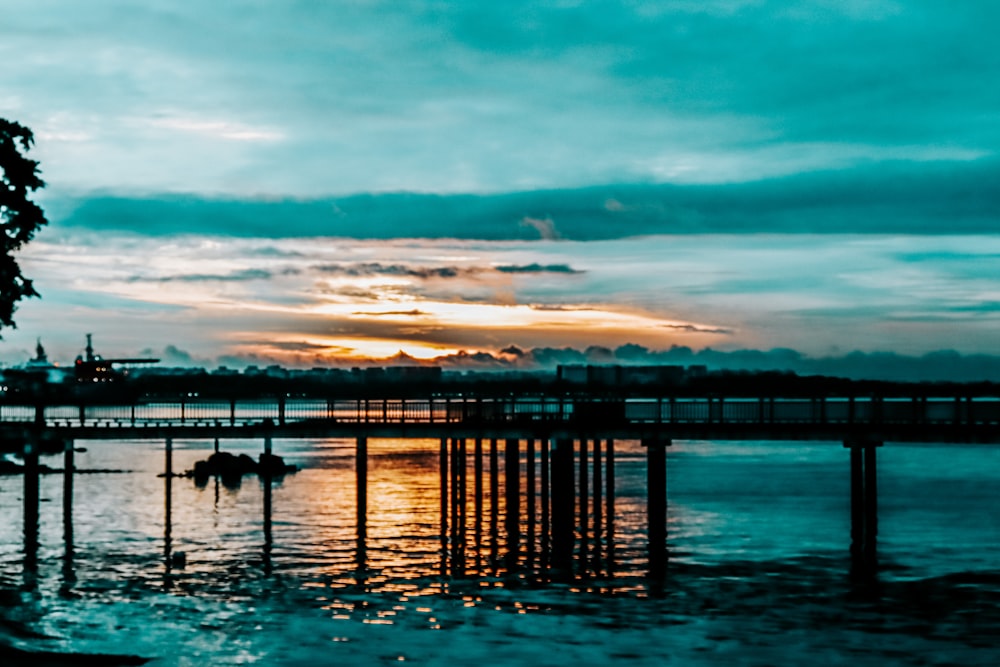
4, 390, 1000, 581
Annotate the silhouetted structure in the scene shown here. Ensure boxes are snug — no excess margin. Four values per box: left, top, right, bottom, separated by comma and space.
3, 384, 998, 586
73, 334, 159, 383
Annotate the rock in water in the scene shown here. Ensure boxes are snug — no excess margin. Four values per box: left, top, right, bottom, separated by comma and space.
189, 451, 296, 486
258, 452, 297, 477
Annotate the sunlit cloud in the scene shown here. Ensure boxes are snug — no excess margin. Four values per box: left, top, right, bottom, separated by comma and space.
7, 223, 998, 372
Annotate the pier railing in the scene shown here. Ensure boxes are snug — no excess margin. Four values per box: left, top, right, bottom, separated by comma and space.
1, 394, 999, 429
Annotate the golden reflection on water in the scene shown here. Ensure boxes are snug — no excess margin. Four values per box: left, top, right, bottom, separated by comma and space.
3, 435, 912, 602
0, 436, 653, 597
5, 437, 1000, 665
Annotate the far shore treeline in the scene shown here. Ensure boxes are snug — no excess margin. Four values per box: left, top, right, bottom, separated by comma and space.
2, 363, 998, 403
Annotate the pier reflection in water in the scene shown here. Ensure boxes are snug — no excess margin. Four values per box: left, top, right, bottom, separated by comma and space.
4, 438, 1000, 665
10, 437, 635, 592
12, 437, 1000, 584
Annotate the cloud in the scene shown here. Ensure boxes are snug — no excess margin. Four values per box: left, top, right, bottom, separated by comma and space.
315, 263, 467, 279
138, 344, 211, 367
314, 261, 583, 280
352, 309, 428, 317
13, 223, 1000, 367
127, 268, 277, 283
519, 216, 561, 240
6, 1, 1000, 198
661, 323, 734, 335
494, 263, 582, 274
49, 158, 1000, 240
261, 340, 339, 352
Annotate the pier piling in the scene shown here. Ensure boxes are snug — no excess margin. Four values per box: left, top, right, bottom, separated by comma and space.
593, 438, 603, 572
489, 438, 499, 565
644, 437, 670, 579
164, 437, 173, 575
579, 438, 589, 564
527, 438, 536, 566
474, 438, 483, 549
606, 439, 615, 573
540, 437, 551, 567
23, 441, 40, 575
63, 440, 75, 580
450, 438, 466, 574
846, 438, 882, 578
551, 438, 575, 575
505, 438, 520, 568
439, 437, 448, 572
356, 437, 368, 540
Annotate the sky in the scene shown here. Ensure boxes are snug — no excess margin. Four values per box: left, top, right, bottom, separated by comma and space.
2, 1, 999, 380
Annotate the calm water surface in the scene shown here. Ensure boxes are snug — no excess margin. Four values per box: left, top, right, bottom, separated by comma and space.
2, 438, 999, 665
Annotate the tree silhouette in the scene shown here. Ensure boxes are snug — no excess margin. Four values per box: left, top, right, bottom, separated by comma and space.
0, 118, 48, 333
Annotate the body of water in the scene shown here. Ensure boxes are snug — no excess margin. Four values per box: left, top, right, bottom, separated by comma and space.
2, 437, 999, 665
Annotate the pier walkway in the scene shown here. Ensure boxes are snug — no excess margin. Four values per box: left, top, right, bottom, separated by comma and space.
2, 393, 999, 442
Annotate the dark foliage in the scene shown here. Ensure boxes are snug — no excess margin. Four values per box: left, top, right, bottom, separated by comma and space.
0, 118, 48, 333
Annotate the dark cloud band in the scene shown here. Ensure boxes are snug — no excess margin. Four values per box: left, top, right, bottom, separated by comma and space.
54, 159, 1000, 240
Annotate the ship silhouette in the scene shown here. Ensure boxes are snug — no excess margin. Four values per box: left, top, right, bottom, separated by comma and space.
73, 333, 159, 383
2, 334, 159, 400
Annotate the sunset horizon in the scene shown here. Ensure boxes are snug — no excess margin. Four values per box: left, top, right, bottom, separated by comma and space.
3, 2, 999, 379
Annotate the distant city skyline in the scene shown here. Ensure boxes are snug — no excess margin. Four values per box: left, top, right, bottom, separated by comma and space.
2, 2, 999, 379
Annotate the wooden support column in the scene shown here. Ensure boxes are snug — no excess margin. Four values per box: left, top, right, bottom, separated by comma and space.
356, 437, 368, 540
504, 438, 520, 568
451, 438, 460, 563
593, 438, 603, 572
23, 440, 40, 575
165, 436, 173, 477
471, 440, 482, 573
540, 436, 551, 566
63, 439, 75, 580
439, 437, 448, 567
526, 438, 536, 565
579, 438, 589, 562
489, 438, 499, 564
356, 436, 368, 577
645, 437, 670, 579
451, 438, 466, 576
164, 437, 173, 573
551, 438, 575, 575
449, 438, 467, 575
845, 438, 882, 578
605, 439, 616, 574
474, 438, 483, 555
459, 438, 467, 562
